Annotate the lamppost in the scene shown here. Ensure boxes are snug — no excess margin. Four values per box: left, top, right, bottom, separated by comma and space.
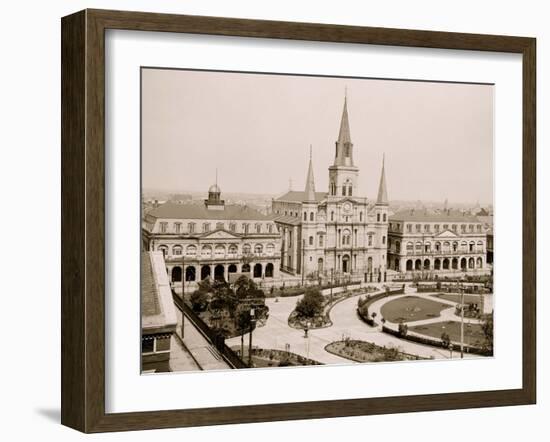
304, 320, 310, 338
248, 308, 256, 367
449, 343, 454, 359
330, 268, 334, 304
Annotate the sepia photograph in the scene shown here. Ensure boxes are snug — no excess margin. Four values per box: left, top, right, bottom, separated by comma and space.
140, 68, 494, 374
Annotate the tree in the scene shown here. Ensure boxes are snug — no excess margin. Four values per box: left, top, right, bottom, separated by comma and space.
235, 307, 256, 357
189, 289, 208, 312
209, 280, 238, 315
295, 287, 324, 319
233, 275, 258, 300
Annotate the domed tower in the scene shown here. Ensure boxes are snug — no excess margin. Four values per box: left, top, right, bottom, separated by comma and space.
205, 171, 225, 210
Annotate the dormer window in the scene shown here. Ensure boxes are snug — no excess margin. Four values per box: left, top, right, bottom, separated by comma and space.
160, 222, 168, 233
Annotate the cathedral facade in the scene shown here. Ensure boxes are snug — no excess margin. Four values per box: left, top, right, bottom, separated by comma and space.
272, 95, 389, 283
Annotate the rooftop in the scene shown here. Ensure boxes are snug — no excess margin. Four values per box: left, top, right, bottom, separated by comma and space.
147, 202, 272, 221
390, 209, 480, 223
275, 190, 328, 203
141, 252, 178, 334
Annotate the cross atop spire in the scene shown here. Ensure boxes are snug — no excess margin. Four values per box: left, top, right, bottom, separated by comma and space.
333, 92, 354, 167
304, 145, 316, 202
376, 154, 389, 205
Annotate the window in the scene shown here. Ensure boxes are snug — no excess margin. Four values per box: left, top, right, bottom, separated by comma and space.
160, 222, 168, 233
406, 242, 413, 253
377, 213, 380, 222
310, 212, 314, 221
309, 236, 314, 246
331, 211, 334, 222
319, 235, 324, 247
383, 213, 386, 222
216, 222, 224, 230
382, 236, 386, 245
158, 245, 168, 257
243, 223, 249, 234
452, 224, 457, 232
186, 245, 197, 256
434, 224, 440, 232
173, 245, 182, 256
188, 222, 195, 233
461, 224, 466, 233
229, 223, 236, 232
477, 225, 482, 232
215, 245, 225, 257
174, 223, 181, 233
254, 244, 263, 255
141, 338, 154, 354
443, 224, 449, 230
342, 186, 346, 196
425, 242, 431, 253
469, 224, 474, 232
435, 242, 441, 252
415, 242, 422, 251
416, 224, 421, 232
256, 223, 261, 233
424, 224, 430, 232
348, 186, 353, 196
368, 235, 373, 246
304, 212, 307, 221
268, 224, 273, 233
201, 245, 212, 258
228, 245, 238, 255
243, 244, 251, 254
359, 212, 363, 222
203, 223, 210, 232
406, 224, 412, 233
330, 182, 336, 195
266, 243, 275, 255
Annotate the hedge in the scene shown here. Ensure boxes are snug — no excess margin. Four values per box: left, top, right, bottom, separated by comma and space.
382, 325, 492, 356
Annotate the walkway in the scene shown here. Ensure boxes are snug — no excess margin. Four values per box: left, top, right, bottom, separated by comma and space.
226, 285, 482, 364
174, 310, 232, 371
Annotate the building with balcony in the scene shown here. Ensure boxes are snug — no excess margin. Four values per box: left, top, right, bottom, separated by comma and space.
387, 209, 490, 276
271, 94, 389, 283
142, 183, 281, 293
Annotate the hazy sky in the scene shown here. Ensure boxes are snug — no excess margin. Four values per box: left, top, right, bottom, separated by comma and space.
142, 68, 493, 204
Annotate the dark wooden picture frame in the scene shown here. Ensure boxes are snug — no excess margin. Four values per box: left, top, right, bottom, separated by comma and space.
61, 9, 536, 433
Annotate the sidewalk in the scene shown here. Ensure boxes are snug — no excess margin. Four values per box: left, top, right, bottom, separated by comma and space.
174, 310, 232, 371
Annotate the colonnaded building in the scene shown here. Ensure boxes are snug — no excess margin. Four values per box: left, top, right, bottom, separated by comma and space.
142, 184, 281, 293
387, 210, 490, 277
271, 95, 389, 283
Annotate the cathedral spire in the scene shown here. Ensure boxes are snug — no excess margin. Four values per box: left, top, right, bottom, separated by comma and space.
376, 154, 388, 205
334, 92, 354, 167
304, 145, 316, 202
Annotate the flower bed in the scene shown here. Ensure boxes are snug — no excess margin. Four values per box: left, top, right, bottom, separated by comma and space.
325, 340, 424, 363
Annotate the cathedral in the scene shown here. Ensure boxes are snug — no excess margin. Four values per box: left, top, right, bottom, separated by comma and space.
272, 95, 389, 283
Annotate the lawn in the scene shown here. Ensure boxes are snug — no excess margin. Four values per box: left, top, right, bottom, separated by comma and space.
380, 296, 450, 323
433, 293, 483, 306
409, 320, 486, 346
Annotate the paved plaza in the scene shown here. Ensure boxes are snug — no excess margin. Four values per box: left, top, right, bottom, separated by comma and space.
226, 284, 485, 365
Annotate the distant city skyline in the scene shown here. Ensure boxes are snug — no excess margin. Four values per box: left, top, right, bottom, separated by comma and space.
142, 68, 494, 205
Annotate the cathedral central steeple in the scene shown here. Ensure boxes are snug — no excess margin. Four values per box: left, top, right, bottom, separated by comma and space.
334, 93, 354, 167
328, 92, 359, 197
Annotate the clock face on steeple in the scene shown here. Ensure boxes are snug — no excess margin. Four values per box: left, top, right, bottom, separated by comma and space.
343, 202, 352, 213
